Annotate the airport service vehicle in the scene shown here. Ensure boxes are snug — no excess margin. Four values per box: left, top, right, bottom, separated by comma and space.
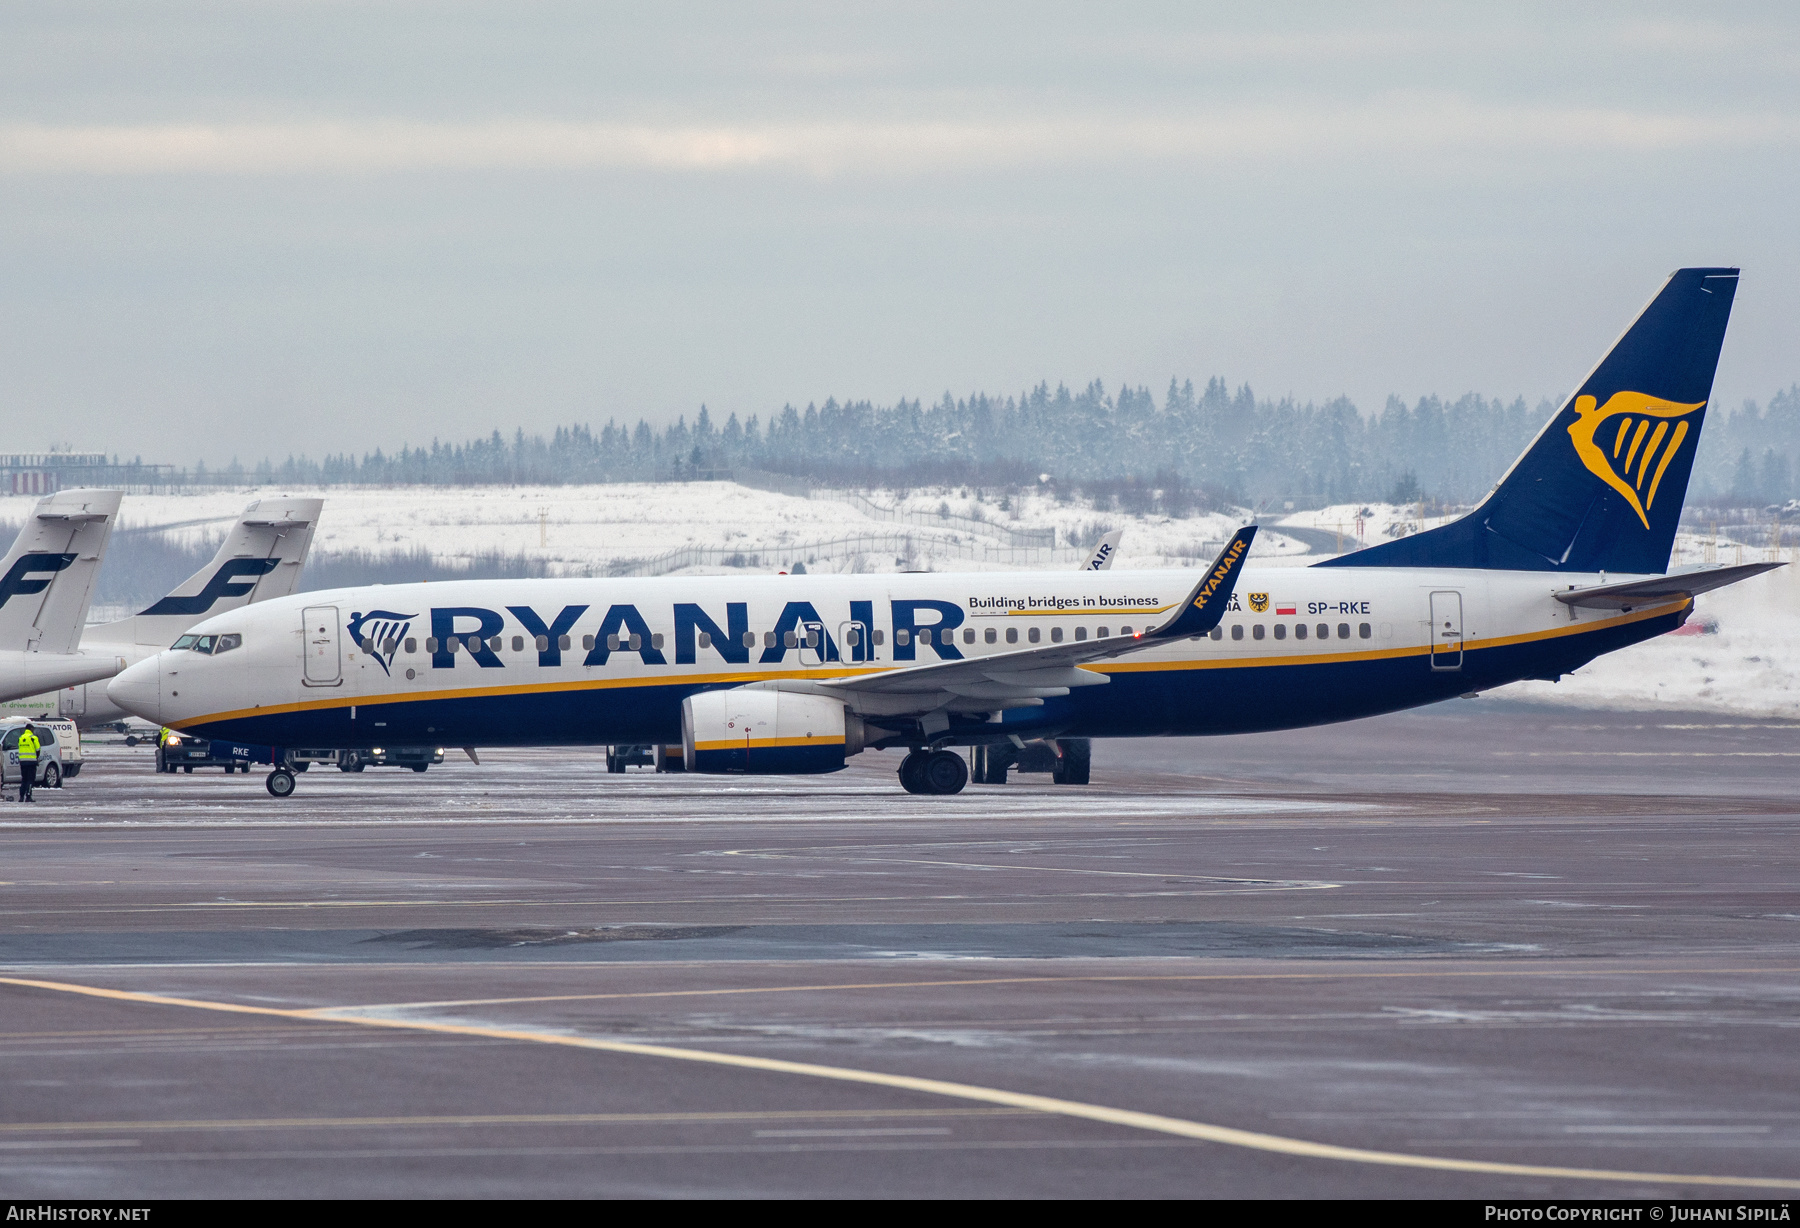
60, 498, 322, 728
154, 728, 274, 774
1, 718, 80, 789
106, 268, 1779, 798
336, 745, 444, 772
0, 490, 126, 702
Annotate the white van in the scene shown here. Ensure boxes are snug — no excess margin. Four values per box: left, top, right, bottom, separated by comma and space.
1, 718, 82, 789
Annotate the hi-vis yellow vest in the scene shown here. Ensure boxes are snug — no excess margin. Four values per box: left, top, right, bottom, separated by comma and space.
16, 731, 40, 761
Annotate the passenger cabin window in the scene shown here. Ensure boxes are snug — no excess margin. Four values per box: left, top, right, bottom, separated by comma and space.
1028, 627, 1040, 644
963, 628, 975, 645
1230, 625, 1244, 641
784, 630, 798, 648
697, 631, 712, 649
742, 631, 756, 648
512, 636, 524, 652
1051, 626, 1063, 643
425, 637, 439, 653
582, 635, 594, 650
1359, 623, 1372, 639
917, 629, 931, 646
215, 633, 242, 654
1121, 626, 1133, 636
873, 630, 885, 646
896, 629, 911, 646
1209, 627, 1222, 640
536, 635, 551, 652
1075, 627, 1087, 641
1252, 624, 1264, 640
1295, 624, 1307, 640
558, 635, 571, 650
1316, 624, 1329, 640
985, 627, 997, 644
1273, 625, 1286, 640
764, 631, 777, 647
1097, 627, 1110, 638
844, 628, 860, 647
488, 636, 503, 653
1005, 627, 1018, 644
405, 638, 417, 654
1338, 623, 1351, 640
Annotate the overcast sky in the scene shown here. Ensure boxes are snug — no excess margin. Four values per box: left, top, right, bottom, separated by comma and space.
3, 2, 1797, 465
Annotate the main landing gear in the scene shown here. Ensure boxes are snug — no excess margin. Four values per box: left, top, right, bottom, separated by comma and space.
898, 749, 969, 796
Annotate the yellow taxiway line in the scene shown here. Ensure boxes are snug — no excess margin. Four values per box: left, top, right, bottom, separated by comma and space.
3, 971, 1798, 1191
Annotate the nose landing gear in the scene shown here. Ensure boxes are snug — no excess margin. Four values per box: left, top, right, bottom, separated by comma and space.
898, 749, 969, 795
265, 767, 296, 798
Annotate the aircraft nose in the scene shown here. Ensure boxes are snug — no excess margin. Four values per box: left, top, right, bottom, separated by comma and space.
107, 656, 162, 724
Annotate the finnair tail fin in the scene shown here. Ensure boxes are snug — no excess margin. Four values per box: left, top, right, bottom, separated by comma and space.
0, 489, 123, 654
1323, 267, 1739, 574
88, 496, 323, 648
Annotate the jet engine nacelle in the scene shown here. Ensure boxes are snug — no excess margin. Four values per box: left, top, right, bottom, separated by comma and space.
681, 688, 864, 774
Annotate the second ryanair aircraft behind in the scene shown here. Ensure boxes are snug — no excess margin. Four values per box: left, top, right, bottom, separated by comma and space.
107, 268, 1776, 796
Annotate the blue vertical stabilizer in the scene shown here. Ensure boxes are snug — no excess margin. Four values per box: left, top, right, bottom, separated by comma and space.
1322, 267, 1738, 574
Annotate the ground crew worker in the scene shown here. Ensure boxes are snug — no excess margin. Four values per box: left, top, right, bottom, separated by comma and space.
16, 723, 40, 803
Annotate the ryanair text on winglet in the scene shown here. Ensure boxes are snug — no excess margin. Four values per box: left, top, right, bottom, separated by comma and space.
1193, 537, 1248, 611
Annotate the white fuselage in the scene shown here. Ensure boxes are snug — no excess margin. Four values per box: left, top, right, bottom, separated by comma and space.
105, 565, 1683, 752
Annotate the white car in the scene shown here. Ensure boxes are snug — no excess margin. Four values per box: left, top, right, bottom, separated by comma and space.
1, 718, 82, 789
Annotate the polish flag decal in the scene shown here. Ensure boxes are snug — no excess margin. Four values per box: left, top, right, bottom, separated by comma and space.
1276, 605, 1296, 616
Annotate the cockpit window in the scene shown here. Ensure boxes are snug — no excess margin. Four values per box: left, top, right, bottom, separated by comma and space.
171, 634, 200, 650
191, 636, 216, 654
214, 633, 242, 654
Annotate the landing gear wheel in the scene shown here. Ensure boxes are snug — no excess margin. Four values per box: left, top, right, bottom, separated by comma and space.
921, 750, 969, 795
973, 744, 1009, 785
898, 750, 931, 794
42, 761, 61, 789
1051, 738, 1091, 785
266, 768, 296, 798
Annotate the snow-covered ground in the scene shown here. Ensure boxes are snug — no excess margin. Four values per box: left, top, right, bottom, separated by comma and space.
2, 483, 1790, 718
0, 483, 1301, 576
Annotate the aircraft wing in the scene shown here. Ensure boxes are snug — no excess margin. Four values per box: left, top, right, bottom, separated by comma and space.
808, 527, 1254, 714
1553, 562, 1783, 610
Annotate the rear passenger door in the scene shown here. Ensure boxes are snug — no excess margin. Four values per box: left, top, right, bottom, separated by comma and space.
1429, 590, 1464, 671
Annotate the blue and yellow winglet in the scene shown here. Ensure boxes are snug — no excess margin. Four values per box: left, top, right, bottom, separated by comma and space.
1151, 525, 1257, 640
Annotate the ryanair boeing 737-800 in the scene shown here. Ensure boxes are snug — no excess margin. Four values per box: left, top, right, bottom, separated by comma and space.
106, 267, 1778, 797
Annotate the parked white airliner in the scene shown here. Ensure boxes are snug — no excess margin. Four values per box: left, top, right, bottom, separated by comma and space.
106, 268, 1777, 796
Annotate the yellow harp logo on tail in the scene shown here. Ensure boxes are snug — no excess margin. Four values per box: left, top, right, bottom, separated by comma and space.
1566, 391, 1704, 530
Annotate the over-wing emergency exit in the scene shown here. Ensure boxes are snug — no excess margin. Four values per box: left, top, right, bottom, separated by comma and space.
105, 267, 1779, 796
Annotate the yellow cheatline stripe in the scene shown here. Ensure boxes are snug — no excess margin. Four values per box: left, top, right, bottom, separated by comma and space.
1004, 604, 1174, 618
172, 663, 897, 729
1, 973, 1795, 1191
171, 600, 1690, 729
1103, 599, 1688, 675
693, 735, 844, 751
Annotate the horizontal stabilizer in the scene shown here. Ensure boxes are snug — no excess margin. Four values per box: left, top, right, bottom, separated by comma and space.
1554, 562, 1783, 610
